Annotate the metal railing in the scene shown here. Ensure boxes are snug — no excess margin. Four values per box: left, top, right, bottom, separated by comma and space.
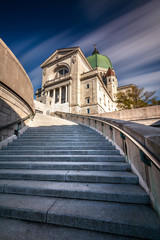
55, 111, 160, 171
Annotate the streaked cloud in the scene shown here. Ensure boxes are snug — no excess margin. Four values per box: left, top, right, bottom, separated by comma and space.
13, 0, 160, 98
120, 71, 160, 93
72, 0, 160, 96
19, 30, 74, 68
28, 66, 42, 92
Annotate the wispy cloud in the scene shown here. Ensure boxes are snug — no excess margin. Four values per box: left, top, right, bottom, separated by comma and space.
15, 0, 160, 97
28, 66, 42, 94
73, 0, 160, 95
19, 30, 74, 67
120, 71, 160, 90
10, 36, 39, 56
19, 30, 75, 89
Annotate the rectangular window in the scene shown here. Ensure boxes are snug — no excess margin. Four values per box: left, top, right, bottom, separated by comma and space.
86, 98, 90, 104
87, 84, 89, 89
87, 108, 90, 114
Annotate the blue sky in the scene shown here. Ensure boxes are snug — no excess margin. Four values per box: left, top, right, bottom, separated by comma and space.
1, 0, 160, 98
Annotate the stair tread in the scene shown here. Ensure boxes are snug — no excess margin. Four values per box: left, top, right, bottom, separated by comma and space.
0, 179, 148, 198
0, 161, 129, 166
0, 217, 139, 240
0, 150, 120, 155
0, 169, 136, 176
0, 193, 159, 239
0, 169, 138, 184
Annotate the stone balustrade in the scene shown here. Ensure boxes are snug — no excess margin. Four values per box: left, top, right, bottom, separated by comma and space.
55, 111, 160, 216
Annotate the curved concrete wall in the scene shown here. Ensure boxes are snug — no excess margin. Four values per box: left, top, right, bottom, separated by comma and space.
0, 38, 34, 113
0, 38, 35, 141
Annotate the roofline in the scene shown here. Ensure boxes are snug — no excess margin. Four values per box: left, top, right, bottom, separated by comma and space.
40, 47, 81, 68
78, 49, 93, 70
57, 46, 80, 51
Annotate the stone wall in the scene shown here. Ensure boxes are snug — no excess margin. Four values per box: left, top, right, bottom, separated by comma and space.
0, 38, 35, 141
96, 105, 160, 125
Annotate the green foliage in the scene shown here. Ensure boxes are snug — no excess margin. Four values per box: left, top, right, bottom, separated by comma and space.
116, 85, 160, 110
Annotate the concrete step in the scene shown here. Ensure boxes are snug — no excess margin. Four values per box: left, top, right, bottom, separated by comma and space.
0, 150, 120, 155
26, 127, 94, 130
2, 145, 115, 150
26, 129, 95, 134
21, 132, 101, 135
0, 155, 125, 162
0, 169, 138, 184
18, 136, 105, 140
0, 194, 159, 239
14, 139, 107, 143
0, 161, 131, 171
22, 133, 100, 136
9, 141, 112, 146
0, 217, 139, 240
0, 180, 149, 204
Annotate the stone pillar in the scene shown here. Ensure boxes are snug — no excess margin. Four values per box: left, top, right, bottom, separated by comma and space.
65, 85, 68, 103
53, 89, 55, 104
59, 87, 62, 104
68, 83, 71, 104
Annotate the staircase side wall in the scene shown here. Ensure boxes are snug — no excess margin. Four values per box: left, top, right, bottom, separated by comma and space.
0, 38, 35, 141
57, 112, 160, 216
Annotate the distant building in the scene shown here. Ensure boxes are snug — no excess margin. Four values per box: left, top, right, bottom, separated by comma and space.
35, 46, 130, 114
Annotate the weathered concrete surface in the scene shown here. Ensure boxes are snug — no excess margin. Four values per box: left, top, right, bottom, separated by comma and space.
1, 180, 149, 204
0, 38, 34, 113
0, 217, 139, 240
96, 105, 160, 125
0, 38, 34, 142
47, 198, 160, 239
0, 193, 57, 222
61, 112, 160, 217
0, 113, 159, 239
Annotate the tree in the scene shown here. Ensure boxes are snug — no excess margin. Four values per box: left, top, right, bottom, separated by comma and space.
116, 85, 160, 110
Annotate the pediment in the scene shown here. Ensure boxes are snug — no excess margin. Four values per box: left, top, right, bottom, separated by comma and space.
41, 47, 79, 68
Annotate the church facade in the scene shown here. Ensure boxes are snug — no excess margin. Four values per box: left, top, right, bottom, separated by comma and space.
35, 46, 126, 114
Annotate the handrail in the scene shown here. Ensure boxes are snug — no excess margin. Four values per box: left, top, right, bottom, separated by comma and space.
55, 111, 160, 170
0, 114, 34, 131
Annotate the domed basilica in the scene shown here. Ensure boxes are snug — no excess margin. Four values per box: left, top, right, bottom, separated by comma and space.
35, 46, 131, 114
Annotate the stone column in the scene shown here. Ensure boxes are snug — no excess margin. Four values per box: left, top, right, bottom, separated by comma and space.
53, 89, 55, 104
65, 85, 68, 103
59, 87, 62, 104
68, 83, 71, 104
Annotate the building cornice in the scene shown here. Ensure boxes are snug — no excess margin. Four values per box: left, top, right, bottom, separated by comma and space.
44, 78, 72, 90
40, 47, 93, 70
41, 50, 76, 68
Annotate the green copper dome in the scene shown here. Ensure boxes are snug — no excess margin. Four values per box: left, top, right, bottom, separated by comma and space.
87, 47, 113, 70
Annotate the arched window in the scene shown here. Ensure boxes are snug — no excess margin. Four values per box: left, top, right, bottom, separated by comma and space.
58, 67, 69, 77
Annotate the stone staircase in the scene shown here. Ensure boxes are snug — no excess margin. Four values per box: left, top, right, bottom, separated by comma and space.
0, 114, 160, 239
